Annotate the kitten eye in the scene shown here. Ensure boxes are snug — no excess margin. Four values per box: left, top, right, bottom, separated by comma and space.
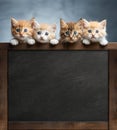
16, 28, 20, 32
37, 31, 41, 35
45, 32, 49, 35
65, 31, 70, 36
24, 28, 28, 32
96, 30, 99, 33
74, 31, 78, 35
88, 30, 92, 33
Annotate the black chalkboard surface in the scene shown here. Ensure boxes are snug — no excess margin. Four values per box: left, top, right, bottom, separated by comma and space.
8, 51, 108, 121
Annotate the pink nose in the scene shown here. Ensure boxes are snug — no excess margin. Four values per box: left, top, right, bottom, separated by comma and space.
20, 34, 23, 37
40, 37, 44, 40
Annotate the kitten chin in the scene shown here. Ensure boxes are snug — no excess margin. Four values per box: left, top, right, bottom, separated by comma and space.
61, 39, 78, 44
38, 40, 50, 43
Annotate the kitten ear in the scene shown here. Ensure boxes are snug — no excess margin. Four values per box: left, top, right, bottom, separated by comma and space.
30, 17, 35, 23
30, 17, 35, 27
50, 24, 56, 32
32, 20, 40, 29
100, 20, 107, 29
75, 18, 84, 28
60, 19, 68, 28
11, 18, 18, 27
30, 17, 35, 21
76, 19, 82, 26
82, 19, 89, 28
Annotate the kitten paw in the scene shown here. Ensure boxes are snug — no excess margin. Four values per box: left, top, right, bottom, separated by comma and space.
10, 39, 19, 46
82, 39, 91, 45
27, 39, 35, 45
50, 39, 59, 45
100, 40, 108, 46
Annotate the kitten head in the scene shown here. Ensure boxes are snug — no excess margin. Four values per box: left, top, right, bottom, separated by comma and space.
33, 20, 56, 43
11, 18, 34, 41
60, 19, 82, 43
81, 19, 107, 41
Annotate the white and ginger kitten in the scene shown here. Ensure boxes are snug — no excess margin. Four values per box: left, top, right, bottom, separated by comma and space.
10, 18, 35, 45
81, 19, 108, 46
33, 20, 58, 45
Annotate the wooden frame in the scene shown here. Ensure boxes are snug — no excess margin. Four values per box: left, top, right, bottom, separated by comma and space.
0, 42, 117, 130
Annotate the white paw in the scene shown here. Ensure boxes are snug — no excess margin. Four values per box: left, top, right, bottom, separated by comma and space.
82, 39, 91, 45
100, 40, 108, 46
50, 39, 59, 45
10, 39, 19, 46
27, 39, 35, 45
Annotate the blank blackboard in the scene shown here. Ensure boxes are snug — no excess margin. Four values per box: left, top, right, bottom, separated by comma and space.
8, 51, 108, 121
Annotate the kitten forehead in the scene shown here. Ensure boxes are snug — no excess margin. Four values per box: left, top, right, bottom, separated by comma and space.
90, 21, 100, 25
13, 20, 32, 27
39, 24, 55, 31
65, 22, 78, 30
39, 24, 50, 29
87, 21, 104, 28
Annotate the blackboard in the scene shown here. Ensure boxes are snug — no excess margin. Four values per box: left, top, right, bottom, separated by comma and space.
8, 51, 108, 121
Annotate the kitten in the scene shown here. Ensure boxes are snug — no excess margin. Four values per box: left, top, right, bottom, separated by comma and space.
32, 20, 58, 45
10, 18, 35, 45
81, 19, 108, 46
60, 19, 82, 43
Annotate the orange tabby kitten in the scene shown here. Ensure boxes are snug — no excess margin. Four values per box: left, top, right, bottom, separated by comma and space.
60, 19, 82, 43
33, 19, 58, 45
81, 19, 108, 46
10, 18, 35, 45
